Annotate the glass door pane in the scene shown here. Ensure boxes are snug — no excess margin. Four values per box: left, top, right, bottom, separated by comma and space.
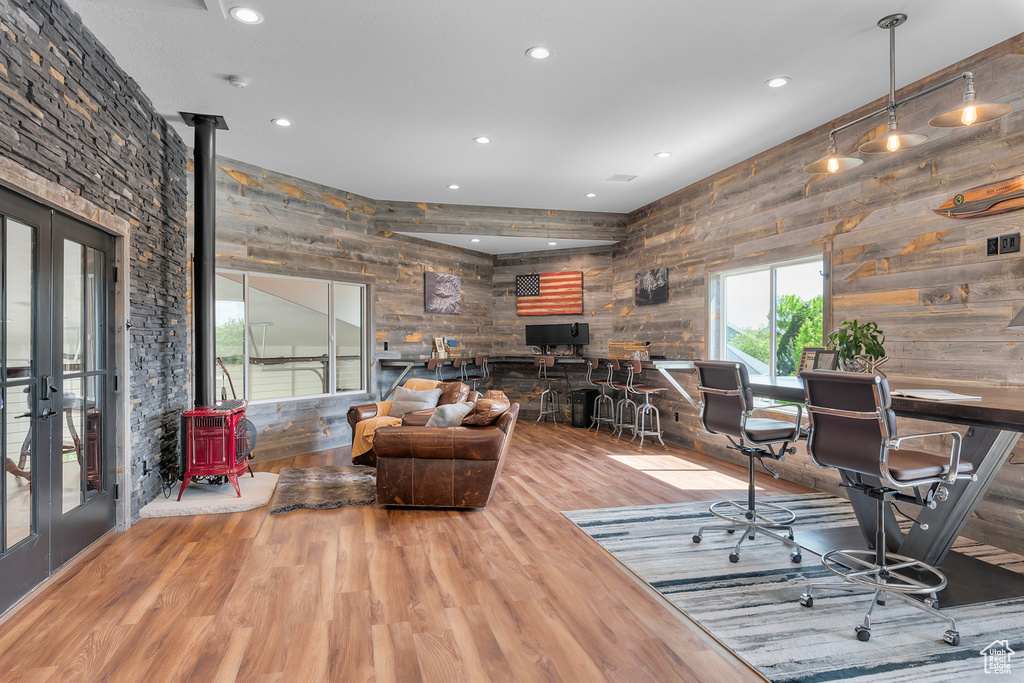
774, 260, 824, 377
334, 283, 364, 392
724, 270, 771, 375
216, 273, 245, 401
4, 220, 34, 549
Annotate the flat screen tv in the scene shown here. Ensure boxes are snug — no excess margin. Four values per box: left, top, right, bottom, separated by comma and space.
524, 323, 589, 347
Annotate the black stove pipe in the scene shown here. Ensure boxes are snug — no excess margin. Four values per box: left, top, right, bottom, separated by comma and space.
184, 112, 227, 408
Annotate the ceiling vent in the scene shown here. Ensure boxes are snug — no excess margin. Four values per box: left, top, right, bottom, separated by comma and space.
607, 174, 637, 182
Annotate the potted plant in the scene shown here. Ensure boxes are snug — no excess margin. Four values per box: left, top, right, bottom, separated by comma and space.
827, 319, 887, 373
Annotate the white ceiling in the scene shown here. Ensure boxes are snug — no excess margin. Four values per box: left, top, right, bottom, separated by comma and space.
394, 232, 617, 255
65, 0, 1024, 218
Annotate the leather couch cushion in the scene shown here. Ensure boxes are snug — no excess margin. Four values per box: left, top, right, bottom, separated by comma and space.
390, 385, 442, 418
438, 382, 470, 406
426, 402, 476, 427
463, 390, 511, 426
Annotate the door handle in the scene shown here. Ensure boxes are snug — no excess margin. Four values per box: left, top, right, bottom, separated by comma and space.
39, 408, 57, 421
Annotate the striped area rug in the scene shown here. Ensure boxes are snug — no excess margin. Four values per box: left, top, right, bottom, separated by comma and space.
563, 493, 1024, 682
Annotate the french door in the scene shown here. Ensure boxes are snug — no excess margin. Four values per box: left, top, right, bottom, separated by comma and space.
0, 188, 116, 614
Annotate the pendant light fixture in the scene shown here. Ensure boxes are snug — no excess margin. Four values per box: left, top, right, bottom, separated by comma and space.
859, 15, 928, 154
804, 14, 1012, 174
803, 131, 863, 174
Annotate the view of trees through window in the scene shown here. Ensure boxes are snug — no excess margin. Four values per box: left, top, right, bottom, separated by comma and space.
718, 259, 823, 377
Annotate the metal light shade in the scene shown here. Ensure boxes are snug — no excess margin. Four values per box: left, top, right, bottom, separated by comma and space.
1008, 307, 1024, 330
803, 154, 863, 174
929, 101, 1013, 127
859, 129, 928, 154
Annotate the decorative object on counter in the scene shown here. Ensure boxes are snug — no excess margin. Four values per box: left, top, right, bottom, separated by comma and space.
433, 336, 445, 353
608, 340, 650, 360
799, 346, 839, 372
934, 175, 1024, 219
424, 272, 462, 314
635, 267, 669, 306
798, 346, 826, 373
515, 271, 583, 316
827, 319, 886, 374
803, 13, 1012, 176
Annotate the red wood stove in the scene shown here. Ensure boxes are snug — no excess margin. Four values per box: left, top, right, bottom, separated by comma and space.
177, 400, 254, 500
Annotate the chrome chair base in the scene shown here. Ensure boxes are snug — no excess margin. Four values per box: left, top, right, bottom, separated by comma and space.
693, 499, 802, 564
629, 400, 665, 451
589, 392, 616, 433
613, 397, 636, 439
799, 548, 958, 645
537, 386, 562, 424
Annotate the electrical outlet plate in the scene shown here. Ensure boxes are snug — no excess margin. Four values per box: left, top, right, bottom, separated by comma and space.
988, 237, 999, 255
1000, 233, 1020, 254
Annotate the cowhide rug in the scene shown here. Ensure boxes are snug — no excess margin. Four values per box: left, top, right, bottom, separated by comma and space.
268, 465, 376, 515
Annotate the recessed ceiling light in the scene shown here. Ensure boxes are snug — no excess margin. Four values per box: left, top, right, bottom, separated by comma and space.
271, 118, 291, 127
448, 184, 460, 190
548, 242, 557, 246
473, 136, 491, 144
229, 7, 263, 24
470, 238, 480, 242
526, 46, 552, 60
585, 193, 596, 198
766, 76, 791, 88
654, 151, 672, 158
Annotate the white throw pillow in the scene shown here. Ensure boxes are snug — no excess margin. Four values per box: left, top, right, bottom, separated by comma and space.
425, 401, 476, 427
389, 386, 443, 419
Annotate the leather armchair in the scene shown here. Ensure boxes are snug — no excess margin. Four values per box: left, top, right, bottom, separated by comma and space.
374, 403, 519, 508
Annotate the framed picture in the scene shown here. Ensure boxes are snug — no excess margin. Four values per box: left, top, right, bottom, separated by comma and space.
635, 267, 669, 306
433, 336, 445, 353
813, 349, 839, 370
424, 272, 462, 314
798, 346, 826, 373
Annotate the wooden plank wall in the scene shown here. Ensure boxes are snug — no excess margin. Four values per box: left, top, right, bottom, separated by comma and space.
205, 157, 493, 458
621, 36, 1024, 553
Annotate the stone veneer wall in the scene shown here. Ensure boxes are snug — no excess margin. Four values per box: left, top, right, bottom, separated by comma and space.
0, 0, 188, 517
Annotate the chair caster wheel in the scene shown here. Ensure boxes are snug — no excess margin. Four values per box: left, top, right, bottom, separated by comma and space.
791, 553, 802, 563
729, 552, 740, 563
943, 630, 960, 646
855, 626, 871, 642
787, 533, 795, 540
726, 529, 736, 534
692, 535, 702, 544
924, 597, 939, 609
799, 594, 813, 608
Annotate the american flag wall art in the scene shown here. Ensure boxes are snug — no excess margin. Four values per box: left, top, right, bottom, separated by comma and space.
515, 271, 584, 316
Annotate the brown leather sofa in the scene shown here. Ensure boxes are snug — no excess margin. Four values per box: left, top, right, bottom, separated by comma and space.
373, 402, 520, 508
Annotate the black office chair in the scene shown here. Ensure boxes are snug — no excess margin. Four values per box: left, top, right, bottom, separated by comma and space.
691, 360, 804, 563
798, 370, 975, 645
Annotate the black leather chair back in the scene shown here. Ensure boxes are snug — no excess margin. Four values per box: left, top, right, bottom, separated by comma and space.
800, 370, 895, 477
694, 360, 753, 438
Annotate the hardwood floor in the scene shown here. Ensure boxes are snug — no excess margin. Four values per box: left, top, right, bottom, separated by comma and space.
0, 422, 810, 682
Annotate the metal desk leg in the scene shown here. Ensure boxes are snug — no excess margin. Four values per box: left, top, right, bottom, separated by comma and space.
655, 367, 700, 412
382, 361, 415, 400
899, 427, 1020, 566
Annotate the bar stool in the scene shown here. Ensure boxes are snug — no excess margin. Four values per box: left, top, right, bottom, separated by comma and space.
426, 357, 446, 381
461, 354, 490, 391
451, 357, 471, 384
611, 359, 637, 440
623, 360, 668, 452
585, 358, 616, 434
534, 356, 564, 424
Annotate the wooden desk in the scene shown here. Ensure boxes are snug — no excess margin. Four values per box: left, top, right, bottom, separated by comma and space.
748, 374, 1024, 567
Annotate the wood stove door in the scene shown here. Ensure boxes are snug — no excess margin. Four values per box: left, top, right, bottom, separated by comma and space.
0, 190, 116, 615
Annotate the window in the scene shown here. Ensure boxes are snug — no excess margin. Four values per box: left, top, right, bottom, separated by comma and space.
215, 272, 367, 402
709, 257, 824, 377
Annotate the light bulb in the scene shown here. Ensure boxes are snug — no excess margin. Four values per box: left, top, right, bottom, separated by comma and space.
827, 157, 840, 174
886, 134, 901, 152
961, 105, 978, 125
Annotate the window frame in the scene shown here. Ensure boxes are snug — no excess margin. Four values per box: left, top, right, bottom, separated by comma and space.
708, 254, 829, 377
217, 269, 369, 404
